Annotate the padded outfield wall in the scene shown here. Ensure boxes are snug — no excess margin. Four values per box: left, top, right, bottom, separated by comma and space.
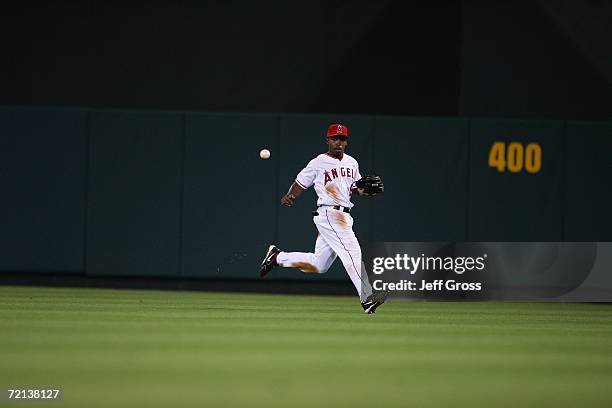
1, 106, 611, 280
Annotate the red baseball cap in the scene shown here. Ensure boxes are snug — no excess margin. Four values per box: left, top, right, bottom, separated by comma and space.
326, 123, 349, 138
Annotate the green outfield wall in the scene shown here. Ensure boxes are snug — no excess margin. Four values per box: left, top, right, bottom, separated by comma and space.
1, 107, 611, 280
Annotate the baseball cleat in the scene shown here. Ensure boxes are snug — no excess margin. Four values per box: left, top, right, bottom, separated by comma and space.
260, 245, 281, 278
361, 290, 389, 314
361, 300, 379, 314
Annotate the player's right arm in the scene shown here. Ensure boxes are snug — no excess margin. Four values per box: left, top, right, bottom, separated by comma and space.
282, 159, 316, 207
281, 182, 305, 207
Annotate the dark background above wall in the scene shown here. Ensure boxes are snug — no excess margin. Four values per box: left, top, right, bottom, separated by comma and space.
2, 1, 610, 119
0, 1, 462, 116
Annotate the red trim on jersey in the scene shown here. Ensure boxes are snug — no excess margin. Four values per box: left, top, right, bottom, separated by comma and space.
295, 179, 307, 189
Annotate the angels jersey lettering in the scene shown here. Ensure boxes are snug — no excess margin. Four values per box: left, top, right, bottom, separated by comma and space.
295, 153, 361, 208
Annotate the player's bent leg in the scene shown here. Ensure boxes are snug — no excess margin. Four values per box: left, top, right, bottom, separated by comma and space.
276, 251, 320, 273
276, 235, 336, 274
311, 233, 337, 274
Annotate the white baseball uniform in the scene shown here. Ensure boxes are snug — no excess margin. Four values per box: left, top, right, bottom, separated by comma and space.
276, 152, 373, 302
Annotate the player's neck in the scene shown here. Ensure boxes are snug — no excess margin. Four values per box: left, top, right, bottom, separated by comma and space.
326, 151, 344, 160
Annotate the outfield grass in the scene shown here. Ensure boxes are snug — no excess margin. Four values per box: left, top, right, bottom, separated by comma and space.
1, 286, 612, 407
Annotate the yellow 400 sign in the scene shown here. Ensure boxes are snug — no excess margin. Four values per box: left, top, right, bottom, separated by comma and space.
488, 142, 542, 173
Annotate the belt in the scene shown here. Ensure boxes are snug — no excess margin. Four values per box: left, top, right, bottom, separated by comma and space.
318, 205, 351, 214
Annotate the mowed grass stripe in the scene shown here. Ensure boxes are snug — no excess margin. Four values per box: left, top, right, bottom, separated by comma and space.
1, 286, 612, 408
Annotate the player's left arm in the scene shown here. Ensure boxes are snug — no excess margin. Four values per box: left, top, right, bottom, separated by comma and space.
351, 164, 363, 195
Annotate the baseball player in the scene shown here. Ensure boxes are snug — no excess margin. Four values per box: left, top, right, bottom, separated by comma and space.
259, 123, 386, 314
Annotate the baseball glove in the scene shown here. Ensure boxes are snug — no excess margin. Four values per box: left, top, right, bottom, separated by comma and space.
355, 175, 384, 195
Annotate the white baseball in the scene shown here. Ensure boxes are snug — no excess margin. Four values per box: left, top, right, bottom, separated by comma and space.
259, 149, 271, 160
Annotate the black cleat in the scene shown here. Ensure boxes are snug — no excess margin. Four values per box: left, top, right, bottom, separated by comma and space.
260, 245, 281, 278
361, 300, 379, 314
361, 290, 389, 314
